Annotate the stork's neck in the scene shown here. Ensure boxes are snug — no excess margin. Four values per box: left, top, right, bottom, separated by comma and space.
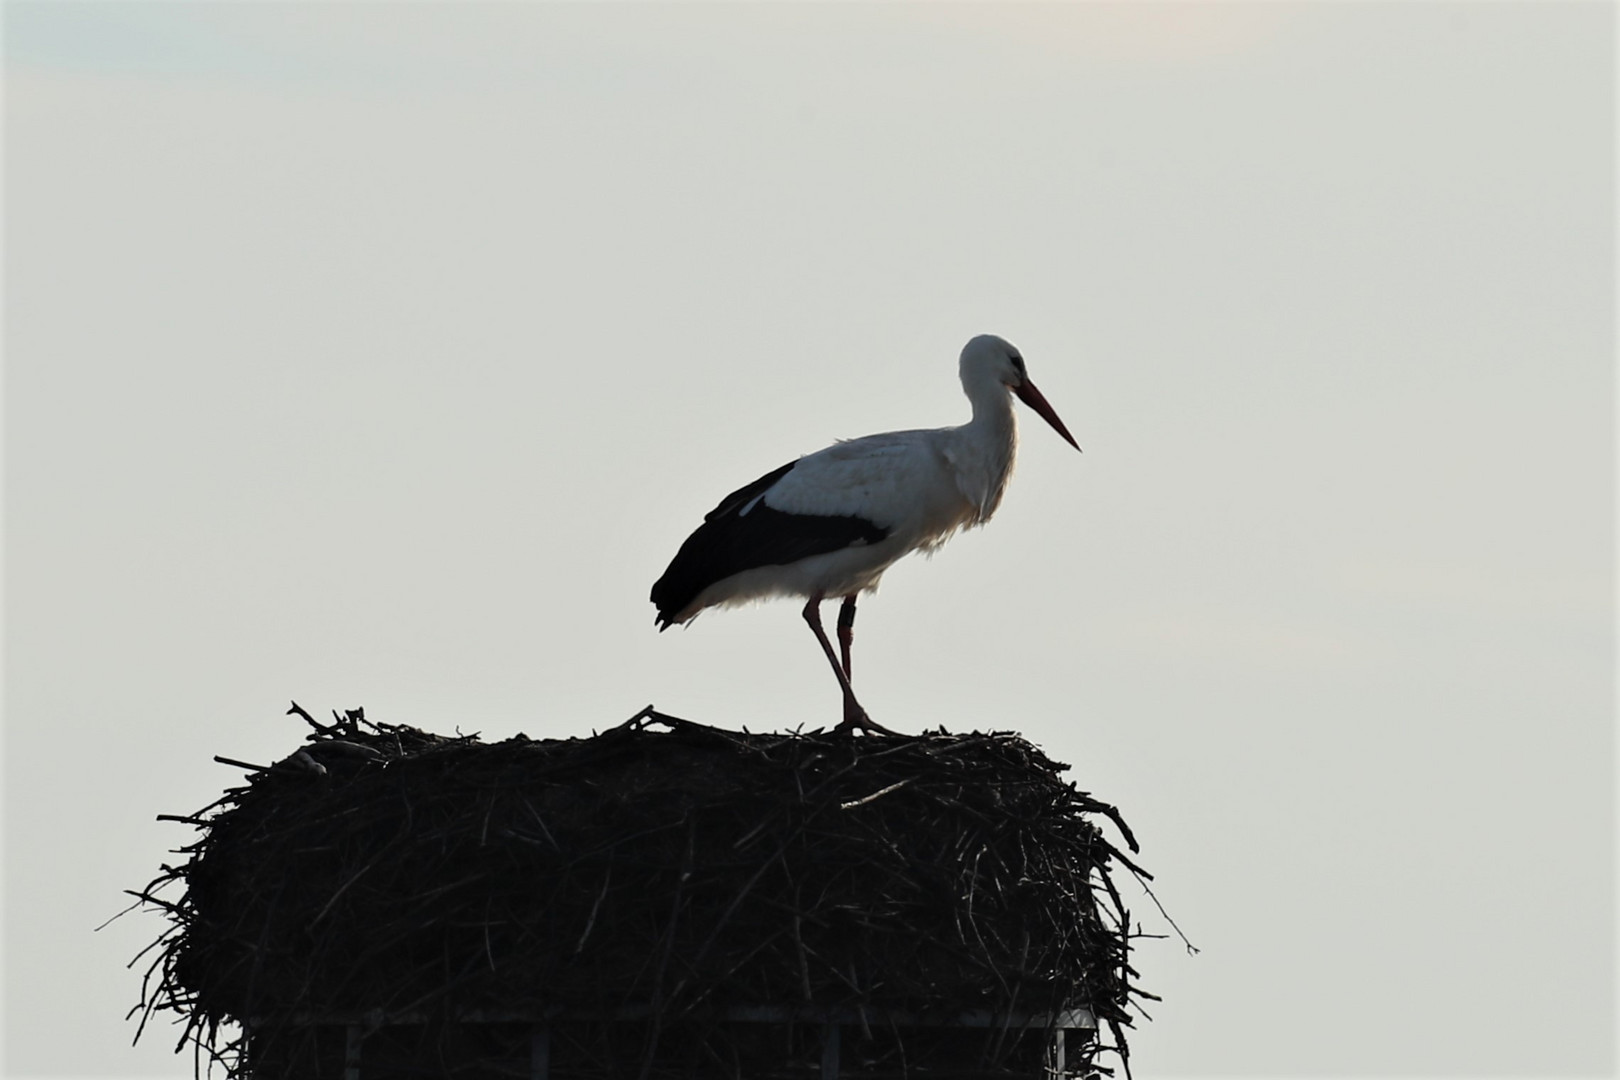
951, 372, 1019, 523
961, 362, 1020, 446
967, 377, 1017, 435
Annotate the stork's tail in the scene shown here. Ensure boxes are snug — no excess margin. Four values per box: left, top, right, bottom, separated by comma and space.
650, 576, 684, 632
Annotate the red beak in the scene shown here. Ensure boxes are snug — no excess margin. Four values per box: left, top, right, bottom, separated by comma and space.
1014, 378, 1081, 452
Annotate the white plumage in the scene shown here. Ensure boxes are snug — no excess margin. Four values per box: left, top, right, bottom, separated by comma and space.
651, 334, 1079, 732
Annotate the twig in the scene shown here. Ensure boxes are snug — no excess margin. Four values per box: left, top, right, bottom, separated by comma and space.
286, 700, 329, 734
1120, 861, 1199, 955
573, 868, 612, 955
94, 896, 144, 932
839, 777, 914, 810
212, 755, 269, 773
155, 814, 210, 827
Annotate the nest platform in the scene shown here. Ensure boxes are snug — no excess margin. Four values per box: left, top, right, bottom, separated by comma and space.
132, 705, 1152, 1079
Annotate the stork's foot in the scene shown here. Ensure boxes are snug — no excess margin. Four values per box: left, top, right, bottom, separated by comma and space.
833, 703, 899, 736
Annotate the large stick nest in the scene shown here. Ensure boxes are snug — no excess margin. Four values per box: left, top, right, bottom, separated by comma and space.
132, 705, 1152, 1077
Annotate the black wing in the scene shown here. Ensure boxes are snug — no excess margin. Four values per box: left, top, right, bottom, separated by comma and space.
650, 460, 889, 628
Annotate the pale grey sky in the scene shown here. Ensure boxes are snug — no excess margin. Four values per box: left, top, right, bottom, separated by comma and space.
3, 3, 1614, 1077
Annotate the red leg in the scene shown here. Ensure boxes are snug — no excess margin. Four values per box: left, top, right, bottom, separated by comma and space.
803, 596, 896, 735
837, 594, 858, 679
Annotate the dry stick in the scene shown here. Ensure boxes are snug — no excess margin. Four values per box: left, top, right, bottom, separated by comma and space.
1106, 1014, 1135, 1080
573, 868, 613, 955
309, 855, 389, 925
838, 777, 914, 810
155, 813, 211, 827
683, 837, 794, 982
236, 875, 286, 1049
681, 925, 796, 1013
121, 911, 180, 964
1100, 839, 1154, 882
959, 846, 1015, 999
286, 700, 329, 734
128, 931, 177, 1045
1087, 799, 1140, 854
478, 794, 495, 847
96, 895, 147, 933
483, 898, 497, 973
519, 795, 560, 850
730, 808, 780, 850
793, 909, 813, 1002
213, 755, 270, 773
1118, 860, 1198, 955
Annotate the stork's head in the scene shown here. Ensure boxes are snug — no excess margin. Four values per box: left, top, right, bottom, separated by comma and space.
960, 334, 1082, 451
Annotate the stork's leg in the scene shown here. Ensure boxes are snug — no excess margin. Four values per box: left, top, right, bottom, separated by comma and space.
837, 594, 858, 679
802, 597, 896, 735
803, 597, 862, 723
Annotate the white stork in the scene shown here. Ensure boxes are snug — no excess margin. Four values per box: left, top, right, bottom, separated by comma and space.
651, 334, 1080, 733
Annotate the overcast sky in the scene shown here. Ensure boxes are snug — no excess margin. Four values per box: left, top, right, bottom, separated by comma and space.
3, 3, 1614, 1077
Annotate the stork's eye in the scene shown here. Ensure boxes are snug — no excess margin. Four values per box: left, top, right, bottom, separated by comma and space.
1011, 355, 1027, 376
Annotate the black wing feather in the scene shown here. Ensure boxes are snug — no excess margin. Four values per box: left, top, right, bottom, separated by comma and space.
704, 460, 796, 522
651, 460, 889, 628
